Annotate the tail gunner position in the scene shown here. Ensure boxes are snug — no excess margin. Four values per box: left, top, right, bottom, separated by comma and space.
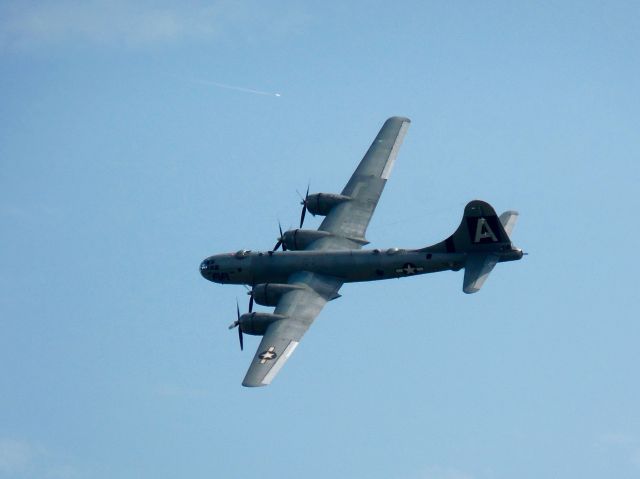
200, 117, 524, 387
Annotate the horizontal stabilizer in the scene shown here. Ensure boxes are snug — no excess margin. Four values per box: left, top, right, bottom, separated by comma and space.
463, 254, 499, 294
499, 211, 519, 237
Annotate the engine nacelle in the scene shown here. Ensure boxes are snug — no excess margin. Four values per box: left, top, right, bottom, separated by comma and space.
239, 312, 288, 336
282, 229, 332, 250
252, 283, 305, 307
306, 193, 352, 216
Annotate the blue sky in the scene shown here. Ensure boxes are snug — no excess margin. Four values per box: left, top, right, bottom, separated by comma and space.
1, 1, 639, 478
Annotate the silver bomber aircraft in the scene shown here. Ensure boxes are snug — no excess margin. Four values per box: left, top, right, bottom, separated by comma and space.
200, 117, 524, 387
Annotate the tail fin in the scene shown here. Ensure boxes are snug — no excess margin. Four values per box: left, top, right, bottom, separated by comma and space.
421, 200, 523, 293
422, 200, 513, 254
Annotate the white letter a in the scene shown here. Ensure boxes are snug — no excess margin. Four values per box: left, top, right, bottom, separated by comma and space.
474, 217, 498, 242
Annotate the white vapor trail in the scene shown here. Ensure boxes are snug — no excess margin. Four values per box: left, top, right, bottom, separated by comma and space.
189, 78, 281, 97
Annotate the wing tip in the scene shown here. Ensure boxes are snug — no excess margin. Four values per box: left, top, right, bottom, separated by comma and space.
242, 380, 268, 388
387, 116, 411, 124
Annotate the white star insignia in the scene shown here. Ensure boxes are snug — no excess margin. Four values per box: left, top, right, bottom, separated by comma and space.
395, 263, 424, 275
259, 346, 277, 364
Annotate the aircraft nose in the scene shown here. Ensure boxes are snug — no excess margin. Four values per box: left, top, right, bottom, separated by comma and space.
199, 259, 210, 278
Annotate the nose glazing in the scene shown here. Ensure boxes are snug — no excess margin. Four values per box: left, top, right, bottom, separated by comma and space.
200, 259, 210, 277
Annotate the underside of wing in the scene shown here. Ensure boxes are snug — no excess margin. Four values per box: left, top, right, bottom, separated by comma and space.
319, 116, 410, 243
242, 272, 343, 387
242, 327, 300, 387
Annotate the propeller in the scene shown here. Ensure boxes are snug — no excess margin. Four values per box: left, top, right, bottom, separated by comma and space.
298, 185, 310, 228
272, 222, 287, 252
228, 300, 244, 351
247, 289, 254, 313
241, 284, 255, 313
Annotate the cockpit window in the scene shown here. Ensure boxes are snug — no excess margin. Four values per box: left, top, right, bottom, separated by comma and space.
234, 250, 251, 259
201, 259, 217, 270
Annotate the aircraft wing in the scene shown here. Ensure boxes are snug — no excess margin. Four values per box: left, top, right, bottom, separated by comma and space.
242, 271, 343, 387
242, 117, 410, 386
318, 116, 411, 243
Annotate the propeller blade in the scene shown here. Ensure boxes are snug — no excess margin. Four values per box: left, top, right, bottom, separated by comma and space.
232, 299, 243, 350
298, 185, 310, 228
249, 293, 254, 313
228, 311, 239, 330
281, 223, 289, 250
272, 222, 285, 252
299, 204, 307, 228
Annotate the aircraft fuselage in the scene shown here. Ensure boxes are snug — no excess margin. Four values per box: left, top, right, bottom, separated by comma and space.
200, 248, 521, 285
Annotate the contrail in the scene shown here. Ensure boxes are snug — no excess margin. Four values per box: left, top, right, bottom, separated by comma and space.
189, 78, 281, 97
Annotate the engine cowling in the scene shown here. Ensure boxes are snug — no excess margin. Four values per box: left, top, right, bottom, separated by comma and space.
252, 283, 305, 307
282, 229, 332, 250
239, 312, 287, 336
305, 193, 352, 216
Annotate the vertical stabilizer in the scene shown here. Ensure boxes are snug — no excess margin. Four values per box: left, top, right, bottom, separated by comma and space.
421, 200, 512, 255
